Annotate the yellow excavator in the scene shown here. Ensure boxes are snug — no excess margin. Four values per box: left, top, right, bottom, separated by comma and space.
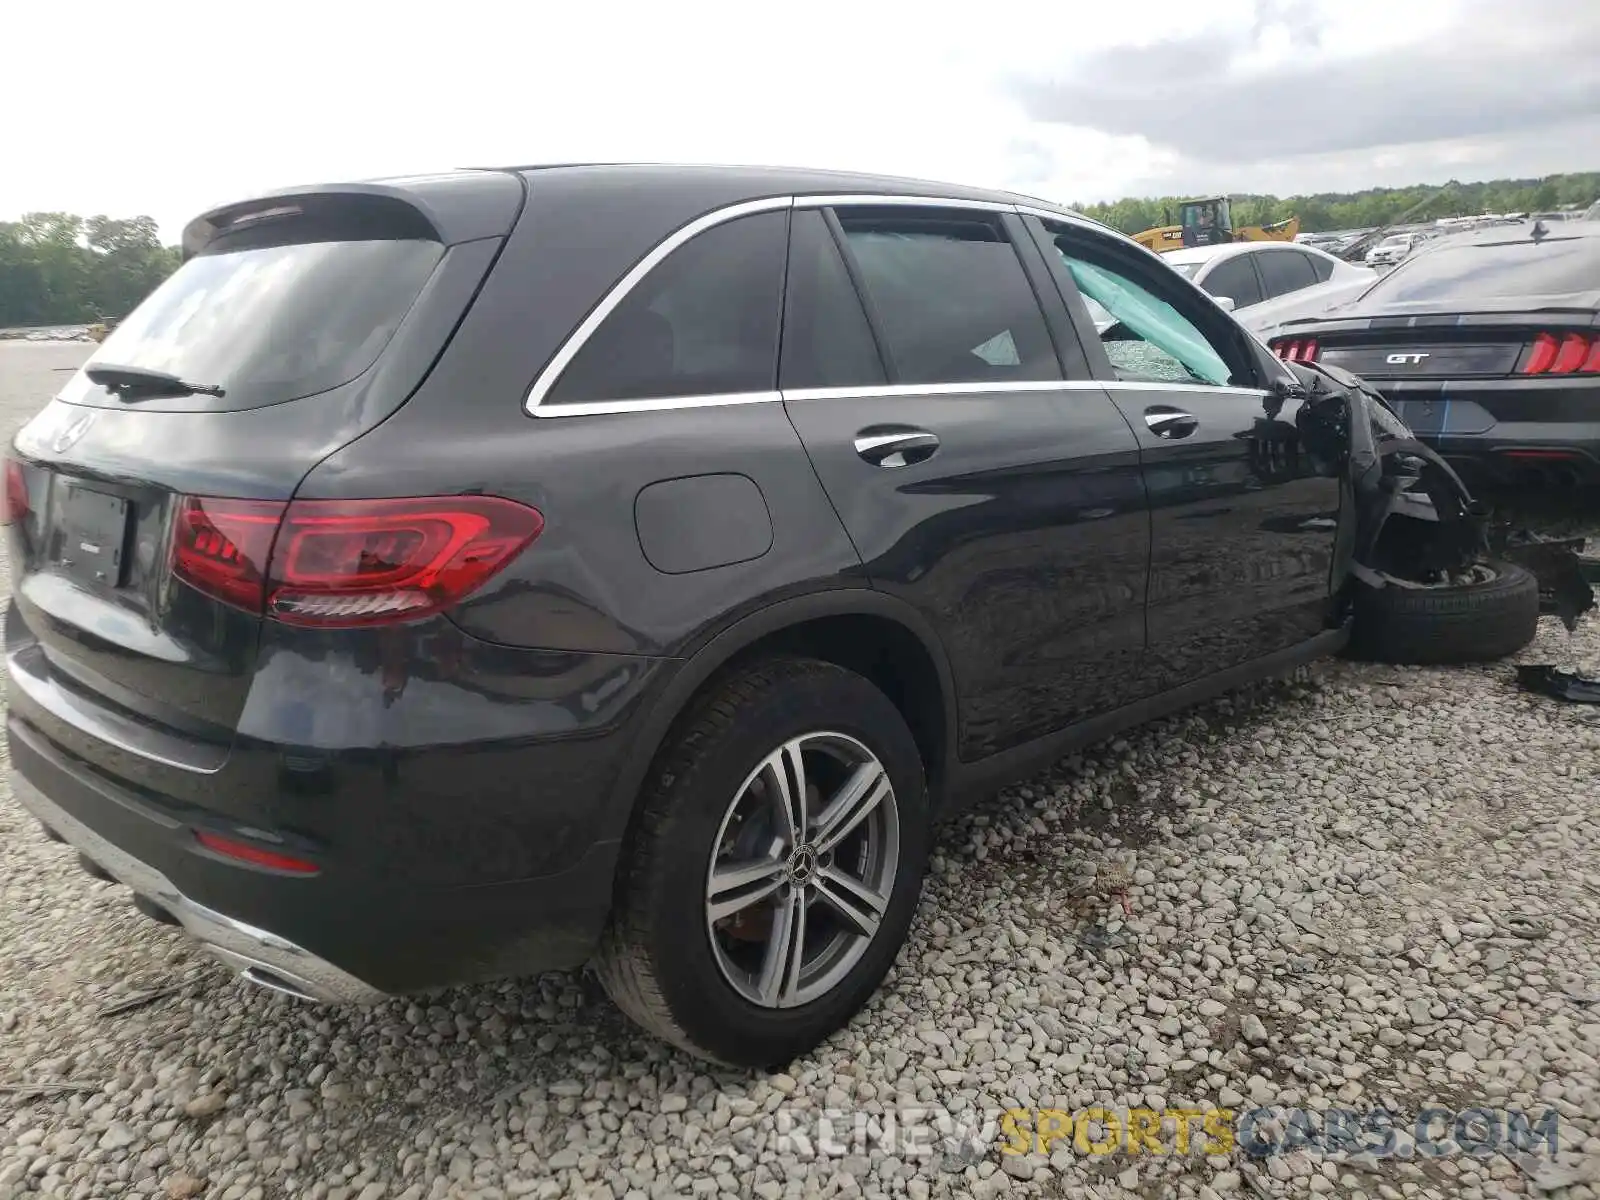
1133, 196, 1300, 254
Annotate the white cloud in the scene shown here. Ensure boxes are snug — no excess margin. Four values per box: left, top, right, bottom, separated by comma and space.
1, 0, 1591, 241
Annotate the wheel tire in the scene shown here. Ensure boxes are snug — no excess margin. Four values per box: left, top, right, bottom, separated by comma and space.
1348, 559, 1540, 665
595, 657, 929, 1068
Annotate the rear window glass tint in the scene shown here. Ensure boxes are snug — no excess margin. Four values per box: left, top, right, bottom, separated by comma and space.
1367, 237, 1600, 302
1255, 250, 1319, 297
66, 238, 443, 410
837, 211, 1060, 385
547, 211, 786, 404
1201, 257, 1263, 307
779, 210, 885, 390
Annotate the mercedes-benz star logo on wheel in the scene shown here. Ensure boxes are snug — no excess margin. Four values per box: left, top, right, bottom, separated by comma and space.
786, 845, 818, 886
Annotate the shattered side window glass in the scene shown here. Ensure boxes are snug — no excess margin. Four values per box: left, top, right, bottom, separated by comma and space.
1062, 255, 1233, 386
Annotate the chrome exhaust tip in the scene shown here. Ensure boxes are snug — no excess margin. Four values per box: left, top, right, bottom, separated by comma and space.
203, 945, 322, 1003
239, 966, 320, 1003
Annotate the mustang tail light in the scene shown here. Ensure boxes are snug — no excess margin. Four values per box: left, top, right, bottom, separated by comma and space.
1271, 339, 1320, 364
1519, 332, 1600, 375
171, 494, 544, 627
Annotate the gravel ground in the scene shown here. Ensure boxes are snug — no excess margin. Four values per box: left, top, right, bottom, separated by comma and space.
4, 342, 1600, 1200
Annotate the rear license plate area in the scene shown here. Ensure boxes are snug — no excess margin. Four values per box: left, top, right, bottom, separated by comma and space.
1391, 398, 1495, 437
53, 486, 131, 587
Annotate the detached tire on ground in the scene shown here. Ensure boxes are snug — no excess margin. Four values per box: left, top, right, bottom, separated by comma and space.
1349, 559, 1540, 665
596, 657, 930, 1068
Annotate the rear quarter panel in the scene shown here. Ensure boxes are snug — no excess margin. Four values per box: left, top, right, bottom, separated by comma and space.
305, 400, 866, 657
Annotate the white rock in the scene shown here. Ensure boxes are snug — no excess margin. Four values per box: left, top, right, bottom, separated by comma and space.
0, 542, 1590, 1200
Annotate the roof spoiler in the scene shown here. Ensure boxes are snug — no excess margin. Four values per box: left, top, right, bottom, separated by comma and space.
181, 172, 526, 260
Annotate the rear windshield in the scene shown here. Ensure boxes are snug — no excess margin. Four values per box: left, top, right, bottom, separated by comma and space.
60, 236, 443, 411
1361, 236, 1600, 304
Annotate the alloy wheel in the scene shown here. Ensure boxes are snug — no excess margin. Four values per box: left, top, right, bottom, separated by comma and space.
704, 732, 900, 1009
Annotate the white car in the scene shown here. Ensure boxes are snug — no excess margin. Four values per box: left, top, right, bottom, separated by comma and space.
1161, 241, 1377, 336
1364, 232, 1428, 267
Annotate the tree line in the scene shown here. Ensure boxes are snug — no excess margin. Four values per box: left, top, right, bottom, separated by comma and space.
0, 213, 179, 329
1071, 172, 1600, 237
2, 172, 1597, 327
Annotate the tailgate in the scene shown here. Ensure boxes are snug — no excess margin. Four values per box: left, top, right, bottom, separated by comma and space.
4, 179, 521, 775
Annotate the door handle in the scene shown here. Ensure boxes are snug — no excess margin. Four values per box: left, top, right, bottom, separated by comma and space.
1143, 406, 1199, 440
854, 427, 940, 468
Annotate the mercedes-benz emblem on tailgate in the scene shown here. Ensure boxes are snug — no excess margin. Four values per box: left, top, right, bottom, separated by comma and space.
52, 412, 96, 454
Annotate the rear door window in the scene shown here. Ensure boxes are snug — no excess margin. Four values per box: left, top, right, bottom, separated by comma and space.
1199, 256, 1264, 308
1306, 251, 1336, 282
62, 235, 445, 411
1255, 249, 1320, 298
779, 210, 887, 390
833, 208, 1060, 384
545, 211, 787, 405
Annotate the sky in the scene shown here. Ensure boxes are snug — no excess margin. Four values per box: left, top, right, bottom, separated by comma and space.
5, 0, 1598, 242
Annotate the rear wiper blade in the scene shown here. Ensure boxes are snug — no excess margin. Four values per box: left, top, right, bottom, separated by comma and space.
85, 363, 225, 400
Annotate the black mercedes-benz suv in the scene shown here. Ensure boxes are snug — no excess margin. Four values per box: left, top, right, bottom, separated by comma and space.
3, 164, 1535, 1067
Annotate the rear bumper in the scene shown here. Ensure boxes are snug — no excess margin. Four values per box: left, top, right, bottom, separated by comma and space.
3, 619, 682, 995
12, 769, 385, 1003
1373, 382, 1600, 486
1, 589, 685, 996
1421, 429, 1600, 485
7, 710, 629, 995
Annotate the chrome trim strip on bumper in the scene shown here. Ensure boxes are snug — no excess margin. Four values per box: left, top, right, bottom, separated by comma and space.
9, 771, 388, 1005
7, 643, 226, 776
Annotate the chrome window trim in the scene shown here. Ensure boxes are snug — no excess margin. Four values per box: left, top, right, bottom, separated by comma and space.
523, 195, 795, 415
783, 380, 1100, 402
794, 193, 1015, 213
786, 380, 1267, 403
1102, 381, 1269, 397
523, 187, 1257, 419
531, 390, 781, 418
533, 379, 1266, 416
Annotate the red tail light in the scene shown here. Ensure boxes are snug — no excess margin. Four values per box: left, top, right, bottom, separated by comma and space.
1550, 333, 1591, 374
1523, 333, 1560, 374
1521, 331, 1600, 375
2, 458, 29, 526
195, 830, 319, 875
171, 495, 544, 627
1271, 339, 1320, 363
173, 497, 285, 611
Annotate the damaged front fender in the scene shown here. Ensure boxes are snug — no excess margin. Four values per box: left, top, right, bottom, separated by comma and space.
1282, 359, 1594, 626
